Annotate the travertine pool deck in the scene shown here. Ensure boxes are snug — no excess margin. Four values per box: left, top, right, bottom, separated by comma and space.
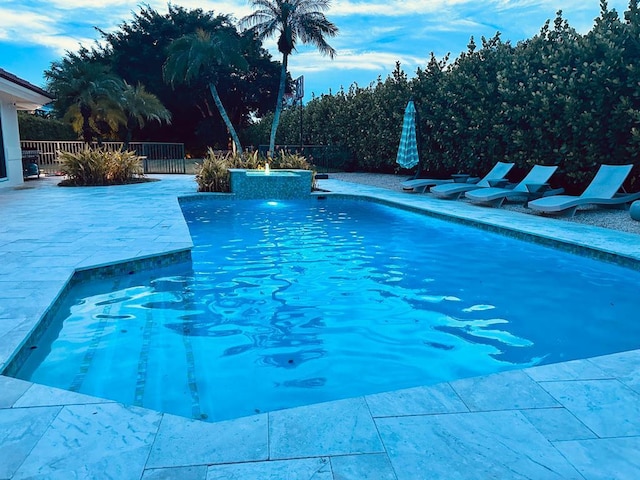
1, 174, 639, 479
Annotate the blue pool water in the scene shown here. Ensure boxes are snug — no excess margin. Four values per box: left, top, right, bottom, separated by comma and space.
14, 198, 640, 422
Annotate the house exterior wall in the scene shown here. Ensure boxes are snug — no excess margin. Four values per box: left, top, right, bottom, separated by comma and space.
0, 69, 53, 190
0, 100, 23, 188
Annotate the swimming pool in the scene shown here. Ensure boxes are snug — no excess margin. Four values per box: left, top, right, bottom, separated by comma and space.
12, 197, 640, 422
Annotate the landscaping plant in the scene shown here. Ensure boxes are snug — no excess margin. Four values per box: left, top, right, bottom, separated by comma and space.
195, 148, 315, 192
59, 147, 144, 186
195, 150, 235, 192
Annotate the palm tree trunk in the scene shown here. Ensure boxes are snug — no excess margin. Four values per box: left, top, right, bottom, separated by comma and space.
208, 84, 243, 155
269, 54, 289, 157
80, 103, 93, 145
124, 118, 133, 149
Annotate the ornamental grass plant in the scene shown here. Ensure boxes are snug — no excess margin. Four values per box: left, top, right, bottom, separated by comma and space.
195, 150, 235, 193
269, 150, 312, 170
59, 147, 144, 186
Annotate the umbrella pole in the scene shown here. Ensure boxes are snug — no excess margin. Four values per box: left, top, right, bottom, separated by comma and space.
396, 98, 421, 175
413, 98, 422, 179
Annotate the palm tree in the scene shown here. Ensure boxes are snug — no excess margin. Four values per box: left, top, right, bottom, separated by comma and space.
163, 28, 247, 154
45, 52, 124, 144
63, 95, 124, 144
241, 0, 338, 156
121, 82, 172, 148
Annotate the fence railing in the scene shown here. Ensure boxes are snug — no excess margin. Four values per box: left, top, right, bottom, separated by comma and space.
257, 144, 351, 173
20, 141, 186, 174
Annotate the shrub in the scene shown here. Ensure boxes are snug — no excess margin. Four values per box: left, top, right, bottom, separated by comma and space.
59, 147, 144, 186
230, 150, 263, 170
195, 150, 236, 192
269, 150, 313, 170
107, 150, 145, 184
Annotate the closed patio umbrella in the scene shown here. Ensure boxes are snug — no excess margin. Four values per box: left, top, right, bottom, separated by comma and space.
396, 99, 420, 170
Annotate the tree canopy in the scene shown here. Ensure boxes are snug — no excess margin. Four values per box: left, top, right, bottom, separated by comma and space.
97, 4, 281, 154
45, 49, 125, 143
163, 28, 247, 154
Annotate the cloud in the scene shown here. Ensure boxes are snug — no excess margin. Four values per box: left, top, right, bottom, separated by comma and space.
0, 7, 89, 53
1, 0, 632, 98
42, 0, 248, 14
0, 0, 251, 46
0, 7, 52, 39
329, 0, 469, 17
184, 0, 253, 18
291, 48, 425, 74
47, 0, 132, 8
0, 0, 252, 56
326, 0, 623, 20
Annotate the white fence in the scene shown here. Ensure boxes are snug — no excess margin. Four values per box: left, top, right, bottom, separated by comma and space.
20, 141, 186, 174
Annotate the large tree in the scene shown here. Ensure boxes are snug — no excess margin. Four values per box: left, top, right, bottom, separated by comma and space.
163, 28, 247, 154
98, 5, 280, 153
241, 0, 338, 156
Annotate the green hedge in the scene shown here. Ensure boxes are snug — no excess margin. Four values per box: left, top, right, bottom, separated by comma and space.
18, 111, 77, 141
245, 3, 640, 192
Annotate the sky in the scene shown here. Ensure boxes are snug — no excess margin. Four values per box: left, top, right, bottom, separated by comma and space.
0, 0, 632, 102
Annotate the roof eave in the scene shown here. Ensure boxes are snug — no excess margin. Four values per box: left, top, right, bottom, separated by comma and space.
0, 68, 54, 110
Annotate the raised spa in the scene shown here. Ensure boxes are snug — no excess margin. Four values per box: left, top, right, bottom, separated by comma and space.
229, 168, 313, 199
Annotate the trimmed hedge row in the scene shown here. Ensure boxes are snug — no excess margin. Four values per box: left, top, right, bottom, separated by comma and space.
18, 111, 77, 141
246, 3, 640, 192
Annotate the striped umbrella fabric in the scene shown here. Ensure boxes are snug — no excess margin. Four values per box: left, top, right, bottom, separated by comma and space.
396, 99, 419, 169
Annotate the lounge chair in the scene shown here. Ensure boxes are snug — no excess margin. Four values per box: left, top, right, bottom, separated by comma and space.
528, 164, 640, 217
429, 162, 515, 199
401, 174, 480, 193
465, 165, 561, 207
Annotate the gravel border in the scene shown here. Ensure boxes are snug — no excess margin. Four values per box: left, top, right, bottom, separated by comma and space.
327, 172, 640, 235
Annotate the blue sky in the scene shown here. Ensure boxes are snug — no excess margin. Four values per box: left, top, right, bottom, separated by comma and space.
0, 0, 632, 101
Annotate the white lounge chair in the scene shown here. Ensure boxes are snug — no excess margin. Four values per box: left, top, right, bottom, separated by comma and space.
528, 164, 640, 217
430, 162, 515, 199
465, 165, 561, 207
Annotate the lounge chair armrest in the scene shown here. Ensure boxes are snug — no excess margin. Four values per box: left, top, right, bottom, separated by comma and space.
542, 187, 564, 197
451, 174, 471, 183
488, 178, 509, 188
525, 183, 550, 193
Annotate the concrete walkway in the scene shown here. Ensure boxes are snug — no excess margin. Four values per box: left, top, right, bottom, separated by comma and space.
1, 175, 639, 479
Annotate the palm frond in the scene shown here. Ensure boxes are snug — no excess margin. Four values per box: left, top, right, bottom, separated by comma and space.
240, 0, 337, 57
122, 82, 171, 128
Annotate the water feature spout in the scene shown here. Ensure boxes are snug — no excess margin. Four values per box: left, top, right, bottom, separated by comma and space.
265, 163, 270, 175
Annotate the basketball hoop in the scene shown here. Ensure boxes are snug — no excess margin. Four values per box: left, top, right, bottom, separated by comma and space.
294, 76, 304, 101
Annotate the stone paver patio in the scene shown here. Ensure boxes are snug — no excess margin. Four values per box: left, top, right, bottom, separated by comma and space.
1, 174, 639, 479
